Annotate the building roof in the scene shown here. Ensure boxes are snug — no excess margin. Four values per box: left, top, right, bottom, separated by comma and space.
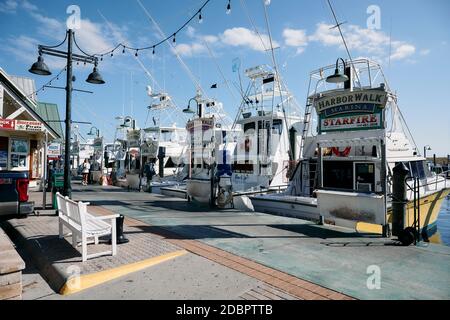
9, 75, 37, 102
0, 68, 60, 139
36, 102, 64, 141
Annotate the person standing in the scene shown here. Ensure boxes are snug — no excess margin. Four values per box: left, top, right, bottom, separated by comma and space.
82, 159, 90, 186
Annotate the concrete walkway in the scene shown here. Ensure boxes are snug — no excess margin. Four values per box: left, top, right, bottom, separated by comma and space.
71, 183, 450, 300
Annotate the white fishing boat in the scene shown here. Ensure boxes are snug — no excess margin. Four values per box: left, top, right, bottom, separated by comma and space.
250, 58, 449, 242
231, 65, 304, 195
142, 125, 187, 178
182, 92, 238, 204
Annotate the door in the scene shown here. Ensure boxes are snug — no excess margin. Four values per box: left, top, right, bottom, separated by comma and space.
354, 162, 375, 192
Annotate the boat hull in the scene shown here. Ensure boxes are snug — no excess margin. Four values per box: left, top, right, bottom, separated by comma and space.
251, 188, 449, 236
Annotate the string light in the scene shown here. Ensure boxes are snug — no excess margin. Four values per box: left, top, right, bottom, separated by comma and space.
135, 50, 139, 57
82, 0, 217, 60
28, 65, 67, 98
226, 0, 231, 14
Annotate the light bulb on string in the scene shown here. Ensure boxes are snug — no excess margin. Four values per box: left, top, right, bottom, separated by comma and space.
135, 50, 139, 57
198, 10, 203, 24
173, 33, 176, 44
226, 0, 231, 14
122, 46, 126, 54
152, 47, 155, 55
100, 55, 103, 61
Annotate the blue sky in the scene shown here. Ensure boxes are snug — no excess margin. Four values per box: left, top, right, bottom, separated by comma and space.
0, 0, 449, 155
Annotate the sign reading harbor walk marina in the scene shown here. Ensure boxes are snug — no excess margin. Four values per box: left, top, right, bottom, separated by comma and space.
314, 90, 388, 133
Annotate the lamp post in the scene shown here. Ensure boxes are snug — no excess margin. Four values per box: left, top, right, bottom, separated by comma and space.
423, 145, 431, 159
326, 58, 349, 84
88, 126, 100, 138
183, 97, 200, 117
29, 29, 105, 198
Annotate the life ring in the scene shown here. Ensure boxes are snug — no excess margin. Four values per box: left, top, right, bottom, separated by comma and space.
331, 146, 351, 157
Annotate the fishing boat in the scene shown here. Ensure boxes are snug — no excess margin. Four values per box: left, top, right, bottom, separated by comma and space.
183, 92, 237, 204
142, 125, 187, 178
250, 58, 450, 241
231, 65, 304, 195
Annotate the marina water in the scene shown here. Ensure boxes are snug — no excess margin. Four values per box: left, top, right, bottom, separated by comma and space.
434, 195, 450, 246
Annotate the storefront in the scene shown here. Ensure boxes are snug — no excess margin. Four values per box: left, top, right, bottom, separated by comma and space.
0, 68, 61, 184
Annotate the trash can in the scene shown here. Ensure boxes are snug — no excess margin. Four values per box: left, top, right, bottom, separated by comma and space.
52, 172, 64, 210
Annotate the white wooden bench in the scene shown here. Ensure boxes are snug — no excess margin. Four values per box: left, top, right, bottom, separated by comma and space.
56, 193, 119, 262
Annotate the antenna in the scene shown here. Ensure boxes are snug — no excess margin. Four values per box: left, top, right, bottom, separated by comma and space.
326, 0, 361, 87
388, 17, 393, 73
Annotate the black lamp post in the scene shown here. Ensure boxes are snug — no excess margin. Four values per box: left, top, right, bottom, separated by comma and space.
29, 29, 105, 198
183, 97, 201, 117
326, 58, 349, 84
88, 126, 100, 138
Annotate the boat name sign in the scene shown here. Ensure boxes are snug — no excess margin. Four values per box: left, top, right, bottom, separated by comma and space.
315, 90, 387, 133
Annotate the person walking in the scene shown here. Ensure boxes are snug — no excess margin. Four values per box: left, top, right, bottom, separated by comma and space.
82, 159, 90, 186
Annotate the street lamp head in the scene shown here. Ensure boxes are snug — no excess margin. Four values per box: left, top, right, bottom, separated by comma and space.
326, 58, 349, 84
182, 107, 196, 114
86, 66, 105, 84
29, 55, 52, 76
326, 68, 349, 83
183, 98, 198, 114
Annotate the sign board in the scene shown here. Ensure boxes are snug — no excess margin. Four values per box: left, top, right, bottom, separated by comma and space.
15, 120, 43, 132
0, 118, 44, 132
127, 130, 141, 148
315, 90, 387, 133
47, 143, 61, 157
317, 189, 386, 226
0, 118, 14, 130
93, 137, 103, 151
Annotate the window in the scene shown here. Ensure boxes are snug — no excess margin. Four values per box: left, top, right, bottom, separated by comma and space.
0, 137, 8, 170
10, 138, 28, 169
410, 161, 426, 180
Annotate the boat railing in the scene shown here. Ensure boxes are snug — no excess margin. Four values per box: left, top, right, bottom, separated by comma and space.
308, 58, 388, 98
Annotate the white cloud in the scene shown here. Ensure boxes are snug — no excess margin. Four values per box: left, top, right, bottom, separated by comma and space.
21, 0, 37, 12
220, 27, 278, 52
390, 43, 416, 61
203, 35, 219, 44
419, 49, 431, 56
0, 0, 18, 13
308, 22, 416, 62
173, 42, 206, 57
283, 28, 308, 47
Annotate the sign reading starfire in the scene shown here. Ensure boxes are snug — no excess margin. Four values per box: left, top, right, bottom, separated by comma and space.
321, 113, 381, 132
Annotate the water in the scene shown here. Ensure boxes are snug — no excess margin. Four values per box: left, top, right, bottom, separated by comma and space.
434, 195, 450, 246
